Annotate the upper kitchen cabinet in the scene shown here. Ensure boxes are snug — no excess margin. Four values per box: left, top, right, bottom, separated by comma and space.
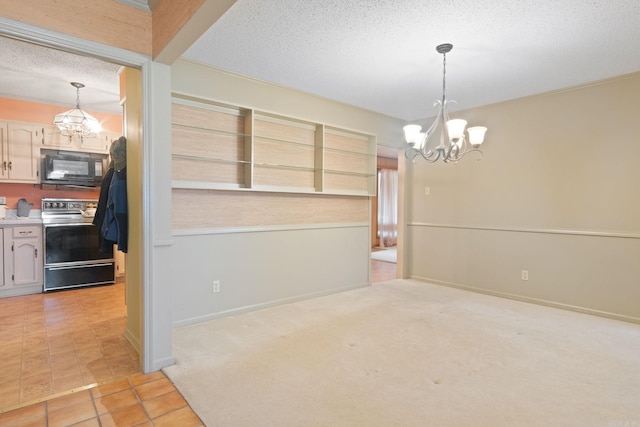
0, 121, 39, 183
80, 131, 120, 154
42, 125, 118, 154
41, 125, 73, 149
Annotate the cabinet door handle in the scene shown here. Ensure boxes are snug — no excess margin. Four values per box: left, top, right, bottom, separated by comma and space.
19, 230, 33, 234
2, 161, 6, 171
35, 248, 38, 258
7, 161, 11, 170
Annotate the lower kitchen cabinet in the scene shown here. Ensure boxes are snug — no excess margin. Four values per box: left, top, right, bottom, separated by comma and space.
0, 223, 43, 297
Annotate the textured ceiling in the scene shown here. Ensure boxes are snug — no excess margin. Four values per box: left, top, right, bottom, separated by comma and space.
184, 0, 640, 121
0, 0, 639, 127
0, 36, 122, 115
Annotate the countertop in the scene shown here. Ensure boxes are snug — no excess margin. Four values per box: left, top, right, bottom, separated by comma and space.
0, 217, 42, 225
0, 210, 42, 225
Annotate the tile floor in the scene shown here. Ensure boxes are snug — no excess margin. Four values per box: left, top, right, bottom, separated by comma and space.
0, 282, 140, 409
0, 371, 204, 426
0, 282, 203, 426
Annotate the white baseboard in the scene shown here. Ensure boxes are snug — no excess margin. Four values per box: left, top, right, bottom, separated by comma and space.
411, 275, 640, 325
172, 282, 370, 328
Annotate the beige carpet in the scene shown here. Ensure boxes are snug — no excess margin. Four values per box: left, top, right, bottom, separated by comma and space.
164, 279, 640, 426
371, 247, 397, 263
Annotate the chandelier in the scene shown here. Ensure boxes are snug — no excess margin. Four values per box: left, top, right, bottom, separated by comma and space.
53, 82, 103, 137
404, 43, 486, 163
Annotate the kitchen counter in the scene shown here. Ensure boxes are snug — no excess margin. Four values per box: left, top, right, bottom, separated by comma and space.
0, 218, 43, 225
0, 209, 42, 225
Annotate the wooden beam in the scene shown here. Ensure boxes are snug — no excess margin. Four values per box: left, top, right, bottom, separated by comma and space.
152, 0, 236, 64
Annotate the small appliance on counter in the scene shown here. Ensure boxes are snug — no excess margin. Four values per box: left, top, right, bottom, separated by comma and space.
0, 196, 6, 219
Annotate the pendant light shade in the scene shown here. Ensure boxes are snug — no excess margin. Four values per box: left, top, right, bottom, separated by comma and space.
53, 82, 102, 137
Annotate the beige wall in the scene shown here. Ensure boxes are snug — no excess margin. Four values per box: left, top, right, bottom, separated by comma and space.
172, 60, 405, 147
169, 61, 403, 325
123, 67, 144, 352
404, 72, 640, 322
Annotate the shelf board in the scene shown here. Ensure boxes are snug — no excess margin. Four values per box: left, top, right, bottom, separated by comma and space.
172, 153, 251, 165
172, 181, 246, 190
323, 168, 376, 178
172, 123, 250, 139
253, 162, 316, 172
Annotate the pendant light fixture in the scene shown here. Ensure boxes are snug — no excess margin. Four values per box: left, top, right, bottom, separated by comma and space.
53, 82, 103, 137
404, 43, 487, 163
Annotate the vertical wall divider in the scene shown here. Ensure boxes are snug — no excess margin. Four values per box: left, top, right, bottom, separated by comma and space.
314, 123, 325, 193
244, 109, 254, 189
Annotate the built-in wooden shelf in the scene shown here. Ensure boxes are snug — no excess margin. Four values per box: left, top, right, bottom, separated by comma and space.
171, 95, 377, 196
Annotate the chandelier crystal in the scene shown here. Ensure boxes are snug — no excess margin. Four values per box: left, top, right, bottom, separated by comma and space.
53, 82, 103, 137
404, 43, 486, 163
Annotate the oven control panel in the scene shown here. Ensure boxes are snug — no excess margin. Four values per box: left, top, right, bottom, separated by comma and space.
42, 199, 97, 213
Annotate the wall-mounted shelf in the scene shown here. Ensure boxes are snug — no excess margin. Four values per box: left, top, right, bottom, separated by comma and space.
171, 95, 377, 196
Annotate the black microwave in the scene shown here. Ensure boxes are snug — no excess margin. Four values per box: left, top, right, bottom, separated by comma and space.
41, 149, 109, 187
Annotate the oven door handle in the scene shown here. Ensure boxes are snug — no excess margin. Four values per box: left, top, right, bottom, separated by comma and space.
44, 222, 94, 227
46, 263, 114, 271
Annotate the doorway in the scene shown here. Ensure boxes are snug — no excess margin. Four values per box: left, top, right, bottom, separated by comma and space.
371, 155, 398, 282
0, 34, 144, 410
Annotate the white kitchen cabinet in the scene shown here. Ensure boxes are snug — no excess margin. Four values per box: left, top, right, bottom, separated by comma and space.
41, 125, 74, 149
80, 132, 120, 154
0, 121, 39, 183
42, 124, 119, 154
0, 229, 4, 288
0, 223, 43, 297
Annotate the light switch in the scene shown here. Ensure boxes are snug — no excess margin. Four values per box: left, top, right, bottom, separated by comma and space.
424, 187, 431, 196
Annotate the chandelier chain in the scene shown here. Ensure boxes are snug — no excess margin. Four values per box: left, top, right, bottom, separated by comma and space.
442, 51, 447, 106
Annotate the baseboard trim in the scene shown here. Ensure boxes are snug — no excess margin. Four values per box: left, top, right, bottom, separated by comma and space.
151, 356, 176, 373
172, 282, 370, 328
124, 328, 141, 353
410, 275, 640, 325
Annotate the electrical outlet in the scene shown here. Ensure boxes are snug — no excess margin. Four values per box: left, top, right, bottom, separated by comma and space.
213, 280, 220, 293
521, 270, 529, 281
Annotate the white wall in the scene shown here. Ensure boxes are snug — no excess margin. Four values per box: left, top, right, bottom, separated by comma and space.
172, 226, 369, 326
404, 73, 640, 322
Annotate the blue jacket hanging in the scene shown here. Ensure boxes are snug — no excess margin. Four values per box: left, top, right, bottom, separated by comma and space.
101, 167, 128, 253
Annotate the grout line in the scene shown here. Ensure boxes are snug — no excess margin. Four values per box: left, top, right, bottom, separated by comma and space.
0, 375, 132, 414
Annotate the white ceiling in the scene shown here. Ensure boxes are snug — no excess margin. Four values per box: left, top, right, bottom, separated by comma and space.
1, 0, 639, 126
0, 36, 123, 115
183, 0, 640, 121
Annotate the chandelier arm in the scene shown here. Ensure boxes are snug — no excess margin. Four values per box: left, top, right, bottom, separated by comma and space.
419, 149, 442, 163
450, 147, 484, 162
406, 147, 441, 163
405, 147, 419, 160
424, 100, 442, 137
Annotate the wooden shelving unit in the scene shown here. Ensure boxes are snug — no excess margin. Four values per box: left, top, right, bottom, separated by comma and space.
171, 96, 376, 196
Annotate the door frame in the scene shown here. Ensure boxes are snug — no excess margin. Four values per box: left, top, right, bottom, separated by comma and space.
0, 17, 174, 372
